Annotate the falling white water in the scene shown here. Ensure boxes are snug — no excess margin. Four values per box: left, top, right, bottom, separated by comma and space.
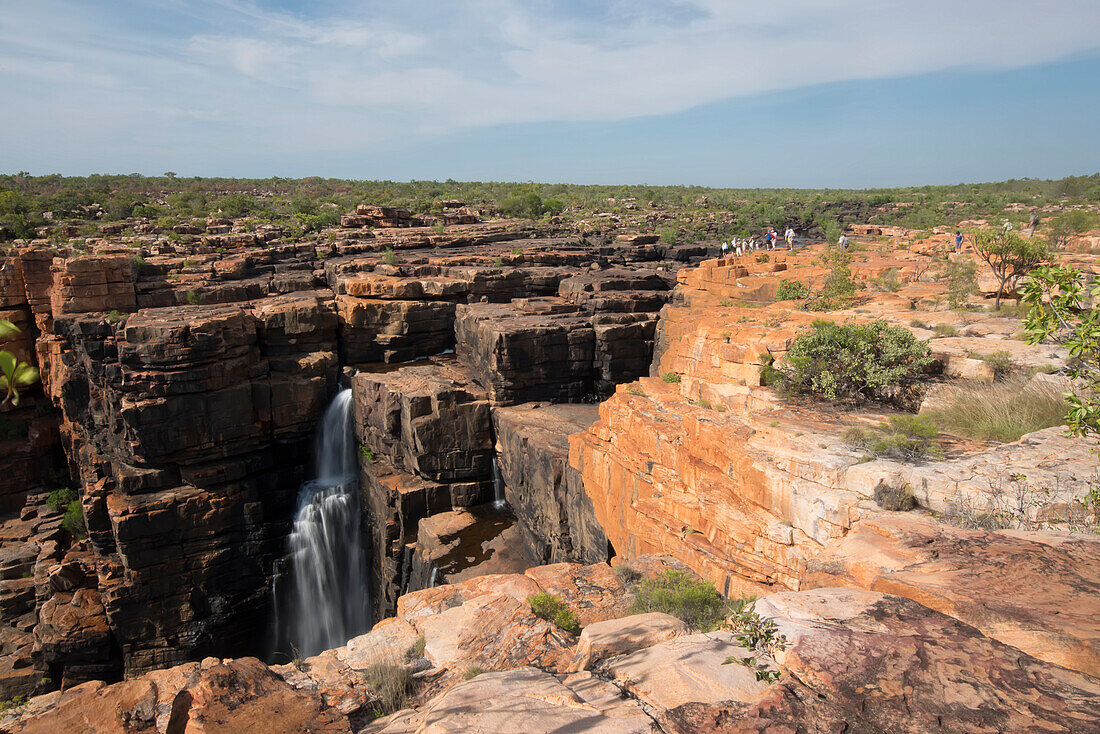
491, 453, 507, 509
280, 388, 371, 658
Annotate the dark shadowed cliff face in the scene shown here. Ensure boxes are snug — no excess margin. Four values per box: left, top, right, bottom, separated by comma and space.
0, 221, 691, 695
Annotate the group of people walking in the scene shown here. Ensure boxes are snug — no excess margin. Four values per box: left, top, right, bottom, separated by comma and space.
720, 227, 797, 257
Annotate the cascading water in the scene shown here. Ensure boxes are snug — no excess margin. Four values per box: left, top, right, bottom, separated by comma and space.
491, 453, 507, 509
276, 388, 371, 658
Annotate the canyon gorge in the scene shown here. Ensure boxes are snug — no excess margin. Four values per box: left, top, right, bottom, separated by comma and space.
0, 202, 1097, 733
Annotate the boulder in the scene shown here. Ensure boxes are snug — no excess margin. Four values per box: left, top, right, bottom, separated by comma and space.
572, 612, 691, 671
371, 667, 658, 733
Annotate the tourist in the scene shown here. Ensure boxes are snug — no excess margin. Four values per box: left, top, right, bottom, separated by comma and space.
721, 241, 729, 257
839, 233, 849, 249
785, 227, 795, 249
955, 230, 963, 253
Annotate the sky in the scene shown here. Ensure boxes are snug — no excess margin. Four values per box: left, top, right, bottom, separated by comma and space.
2, 0, 1099, 187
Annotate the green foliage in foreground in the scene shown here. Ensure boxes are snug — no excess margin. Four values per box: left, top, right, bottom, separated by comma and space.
0, 320, 39, 408
773, 320, 932, 406
1022, 265, 1100, 438
528, 593, 581, 634
629, 569, 739, 632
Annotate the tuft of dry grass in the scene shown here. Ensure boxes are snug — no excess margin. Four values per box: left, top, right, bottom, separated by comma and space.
922, 378, 1067, 443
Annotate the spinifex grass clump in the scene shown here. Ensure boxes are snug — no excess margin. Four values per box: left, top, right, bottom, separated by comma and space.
844, 415, 944, 463
629, 569, 738, 632
923, 378, 1067, 443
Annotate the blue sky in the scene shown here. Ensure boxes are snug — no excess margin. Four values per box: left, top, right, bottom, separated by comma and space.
2, 0, 1099, 187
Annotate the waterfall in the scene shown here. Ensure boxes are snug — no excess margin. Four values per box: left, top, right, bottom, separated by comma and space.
491, 453, 507, 509
278, 388, 371, 659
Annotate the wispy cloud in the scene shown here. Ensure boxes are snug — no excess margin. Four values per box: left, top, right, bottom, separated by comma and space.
1, 0, 1098, 174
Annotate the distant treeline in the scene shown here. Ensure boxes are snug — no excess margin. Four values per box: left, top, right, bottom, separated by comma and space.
1, 172, 1098, 241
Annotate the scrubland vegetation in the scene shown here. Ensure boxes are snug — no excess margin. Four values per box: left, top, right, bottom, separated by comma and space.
2, 172, 1099, 243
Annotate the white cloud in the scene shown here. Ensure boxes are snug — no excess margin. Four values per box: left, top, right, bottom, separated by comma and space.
1, 0, 1098, 172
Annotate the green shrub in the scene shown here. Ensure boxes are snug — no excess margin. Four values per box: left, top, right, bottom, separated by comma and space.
183, 289, 203, 305
774, 320, 932, 405
923, 378, 1067, 443
47, 487, 86, 537
629, 570, 736, 631
662, 372, 682, 384
360, 445, 376, 462
528, 593, 581, 634
46, 487, 78, 513
626, 385, 647, 397
756, 253, 770, 263
844, 415, 944, 463
382, 247, 397, 265
774, 280, 808, 301
0, 695, 27, 714
721, 602, 785, 683
63, 501, 87, 537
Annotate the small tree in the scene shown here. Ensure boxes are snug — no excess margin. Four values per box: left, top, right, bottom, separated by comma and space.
805, 248, 858, 311
941, 258, 978, 309
970, 229, 1048, 310
1021, 265, 1100, 437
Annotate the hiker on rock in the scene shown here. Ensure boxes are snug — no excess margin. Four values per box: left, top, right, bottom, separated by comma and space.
955, 230, 963, 253
785, 227, 795, 249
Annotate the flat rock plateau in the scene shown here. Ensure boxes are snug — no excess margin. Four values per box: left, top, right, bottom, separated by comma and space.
0, 203, 1097, 733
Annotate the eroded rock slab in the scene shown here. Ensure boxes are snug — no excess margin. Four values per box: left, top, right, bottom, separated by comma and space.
805, 514, 1100, 676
